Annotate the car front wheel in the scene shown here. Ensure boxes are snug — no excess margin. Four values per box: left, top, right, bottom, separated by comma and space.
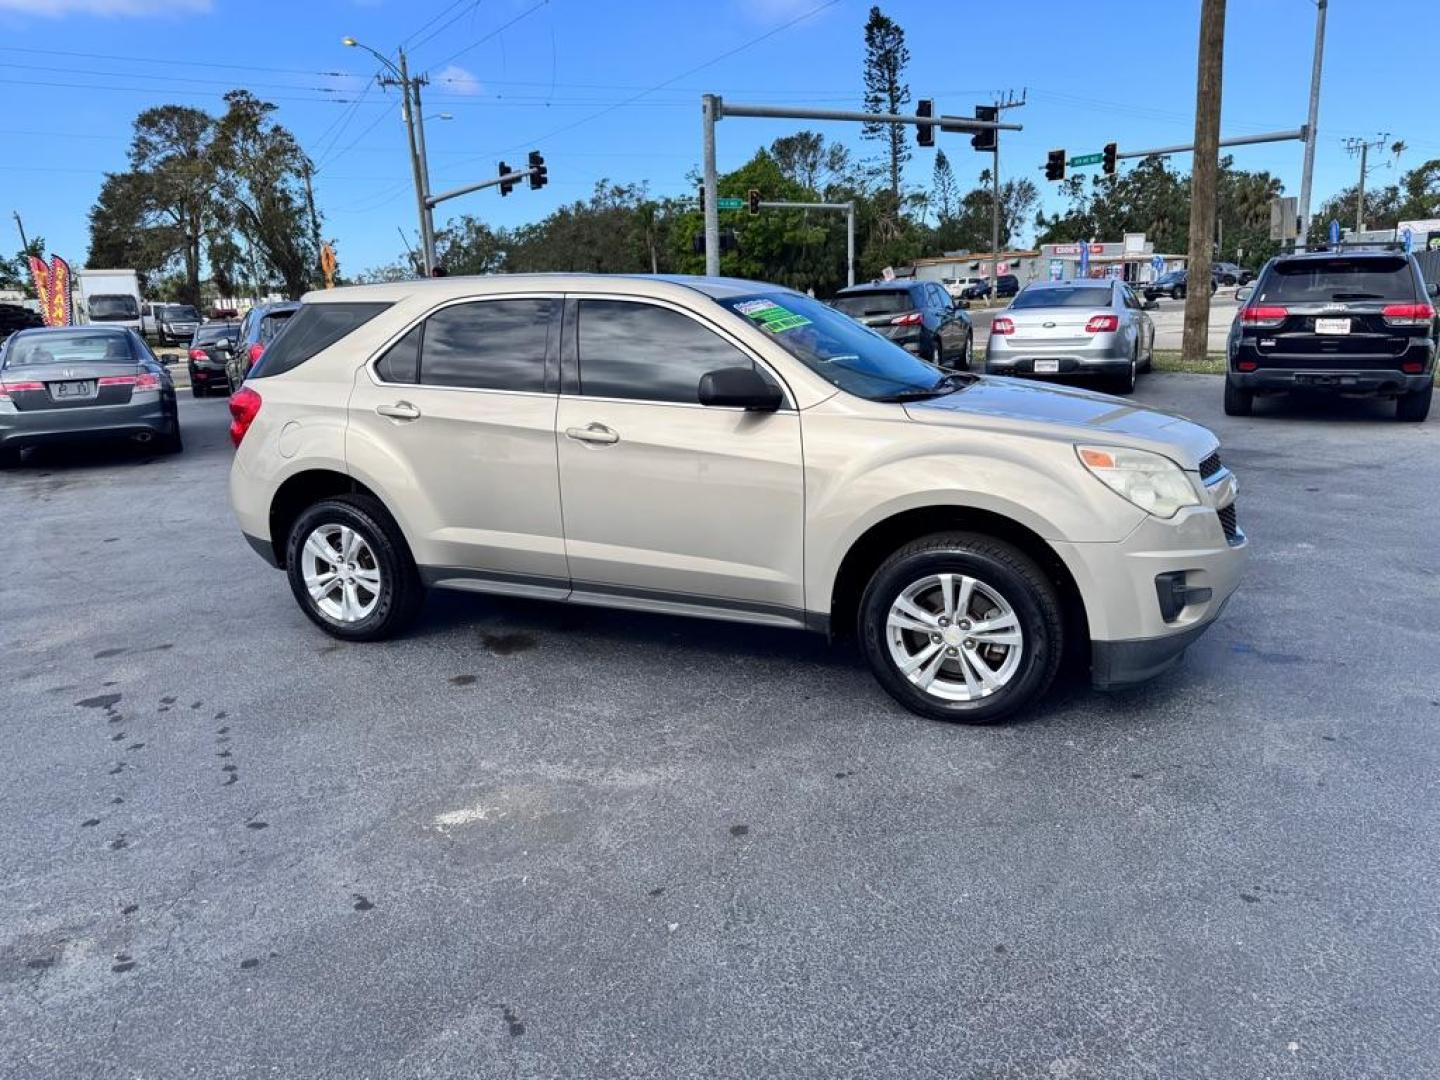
859, 532, 1064, 724
285, 495, 424, 641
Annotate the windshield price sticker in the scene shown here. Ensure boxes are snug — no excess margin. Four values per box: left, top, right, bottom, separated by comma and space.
735, 299, 812, 333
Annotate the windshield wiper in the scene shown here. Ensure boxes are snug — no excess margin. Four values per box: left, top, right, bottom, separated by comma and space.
874, 372, 976, 402
1329, 292, 1385, 300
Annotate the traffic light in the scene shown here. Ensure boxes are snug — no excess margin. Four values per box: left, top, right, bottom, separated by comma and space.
528, 150, 547, 190
916, 99, 935, 147
747, 188, 761, 216
498, 161, 514, 196
1102, 142, 1118, 176
1045, 149, 1066, 182
971, 105, 997, 153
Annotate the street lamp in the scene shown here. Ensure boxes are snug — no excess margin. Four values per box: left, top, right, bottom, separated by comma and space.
341, 35, 435, 273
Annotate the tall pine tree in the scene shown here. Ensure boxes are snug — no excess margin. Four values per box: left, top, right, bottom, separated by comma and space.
861, 6, 911, 201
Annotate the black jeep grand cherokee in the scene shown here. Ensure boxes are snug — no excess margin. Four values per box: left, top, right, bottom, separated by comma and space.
1226, 250, 1437, 421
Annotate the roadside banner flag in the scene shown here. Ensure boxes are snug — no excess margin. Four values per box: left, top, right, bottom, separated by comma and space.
28, 255, 75, 327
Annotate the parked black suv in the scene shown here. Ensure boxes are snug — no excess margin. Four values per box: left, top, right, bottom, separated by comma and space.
1225, 250, 1437, 421
831, 281, 974, 369
960, 274, 1020, 301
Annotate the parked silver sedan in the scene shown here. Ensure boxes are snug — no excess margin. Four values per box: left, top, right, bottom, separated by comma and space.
984, 279, 1155, 394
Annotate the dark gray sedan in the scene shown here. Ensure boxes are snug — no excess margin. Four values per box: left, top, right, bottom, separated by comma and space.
984, 279, 1155, 394
0, 326, 182, 465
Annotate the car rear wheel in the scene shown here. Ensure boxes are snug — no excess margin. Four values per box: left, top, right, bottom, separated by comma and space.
859, 532, 1064, 724
962, 331, 974, 370
1223, 379, 1254, 416
285, 495, 424, 642
1109, 355, 1138, 395
1397, 381, 1433, 422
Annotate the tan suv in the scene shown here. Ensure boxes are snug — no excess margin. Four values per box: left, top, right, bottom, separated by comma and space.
228, 274, 1246, 723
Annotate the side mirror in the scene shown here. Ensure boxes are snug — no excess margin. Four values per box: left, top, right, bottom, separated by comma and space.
1235, 286, 1253, 303
1427, 282, 1439, 298
698, 366, 782, 411
215, 338, 231, 349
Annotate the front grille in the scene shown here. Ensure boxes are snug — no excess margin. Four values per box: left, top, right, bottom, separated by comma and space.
1218, 502, 1239, 544
1199, 449, 1223, 479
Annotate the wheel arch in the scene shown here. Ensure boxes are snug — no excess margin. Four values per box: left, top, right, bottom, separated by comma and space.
826, 505, 1089, 656
267, 469, 403, 569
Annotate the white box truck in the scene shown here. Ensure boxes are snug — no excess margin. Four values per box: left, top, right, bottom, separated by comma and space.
74, 269, 143, 333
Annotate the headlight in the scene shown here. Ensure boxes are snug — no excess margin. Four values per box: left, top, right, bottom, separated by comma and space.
1076, 445, 1199, 518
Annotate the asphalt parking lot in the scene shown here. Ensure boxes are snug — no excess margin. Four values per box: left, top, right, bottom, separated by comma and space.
3, 375, 1437, 1079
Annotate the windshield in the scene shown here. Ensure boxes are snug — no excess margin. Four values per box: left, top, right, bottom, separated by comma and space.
88, 294, 139, 321
4, 331, 135, 367
1012, 286, 1112, 309
1257, 257, 1416, 303
831, 289, 914, 317
719, 292, 947, 401
1156, 272, 1183, 284
163, 305, 199, 320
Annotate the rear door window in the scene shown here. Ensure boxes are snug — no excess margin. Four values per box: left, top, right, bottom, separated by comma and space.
1257, 257, 1417, 303
248, 302, 391, 379
419, 299, 552, 392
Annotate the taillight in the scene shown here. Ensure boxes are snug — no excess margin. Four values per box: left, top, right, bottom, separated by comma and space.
1402, 361, 1425, 373
1240, 305, 1288, 328
889, 311, 923, 326
97, 373, 161, 391
1237, 360, 1258, 371
189, 348, 207, 362
228, 386, 262, 447
1381, 302, 1435, 326
248, 343, 265, 365
1085, 314, 1120, 333
991, 316, 1015, 335
0, 380, 44, 400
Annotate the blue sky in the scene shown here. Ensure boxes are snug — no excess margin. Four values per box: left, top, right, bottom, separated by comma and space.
0, 0, 1432, 275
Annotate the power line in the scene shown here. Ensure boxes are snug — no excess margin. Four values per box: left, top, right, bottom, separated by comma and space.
402, 0, 475, 48
422, 0, 549, 74
410, 0, 485, 56
0, 44, 349, 77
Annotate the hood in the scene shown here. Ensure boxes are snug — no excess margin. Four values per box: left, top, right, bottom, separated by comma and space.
904, 376, 1219, 469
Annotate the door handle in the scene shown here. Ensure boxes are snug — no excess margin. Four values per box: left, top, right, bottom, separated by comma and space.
565, 423, 619, 445
376, 401, 421, 421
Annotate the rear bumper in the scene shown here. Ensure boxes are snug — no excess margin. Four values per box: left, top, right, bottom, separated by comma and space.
0, 400, 174, 447
1230, 368, 1432, 395
987, 333, 1135, 376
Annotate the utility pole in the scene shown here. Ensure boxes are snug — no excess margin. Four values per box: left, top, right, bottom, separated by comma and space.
410, 75, 437, 270
12, 211, 29, 253
301, 163, 323, 278
702, 94, 721, 277
988, 89, 1026, 305
1181, 0, 1226, 367
1295, 0, 1327, 251
1344, 135, 1390, 233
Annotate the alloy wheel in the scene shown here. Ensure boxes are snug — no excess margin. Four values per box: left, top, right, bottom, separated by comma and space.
301, 523, 382, 623
884, 572, 1023, 702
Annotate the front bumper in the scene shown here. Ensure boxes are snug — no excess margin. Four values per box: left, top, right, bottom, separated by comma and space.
0, 397, 175, 448
1230, 368, 1432, 396
1051, 489, 1247, 689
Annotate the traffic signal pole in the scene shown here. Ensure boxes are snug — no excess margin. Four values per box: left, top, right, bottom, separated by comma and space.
699, 94, 1020, 276
427, 164, 544, 208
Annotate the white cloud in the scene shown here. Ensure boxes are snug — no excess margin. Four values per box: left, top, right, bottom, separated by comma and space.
434, 63, 482, 96
0, 0, 210, 14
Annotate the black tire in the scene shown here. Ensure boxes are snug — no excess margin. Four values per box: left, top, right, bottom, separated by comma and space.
962, 330, 974, 370
858, 532, 1064, 724
191, 380, 205, 399
1397, 381, 1433, 422
1171, 286, 1183, 300
158, 414, 183, 454
1107, 353, 1138, 395
0, 446, 22, 469
284, 494, 424, 642
1223, 379, 1254, 416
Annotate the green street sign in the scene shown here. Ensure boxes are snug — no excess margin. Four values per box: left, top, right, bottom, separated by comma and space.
717, 197, 745, 210
1069, 153, 1104, 167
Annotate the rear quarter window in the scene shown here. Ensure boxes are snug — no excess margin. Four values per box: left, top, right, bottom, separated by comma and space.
248, 302, 391, 379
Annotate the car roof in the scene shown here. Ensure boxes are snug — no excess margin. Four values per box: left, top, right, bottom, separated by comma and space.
1025, 279, 1113, 288
1272, 249, 1412, 264
299, 273, 805, 306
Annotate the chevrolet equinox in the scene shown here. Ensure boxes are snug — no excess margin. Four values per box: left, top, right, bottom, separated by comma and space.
229, 275, 1246, 723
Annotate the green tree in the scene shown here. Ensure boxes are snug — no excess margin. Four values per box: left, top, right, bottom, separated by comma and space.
0, 236, 45, 298
770, 130, 851, 195
214, 90, 319, 298
931, 149, 958, 223
860, 5, 910, 201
